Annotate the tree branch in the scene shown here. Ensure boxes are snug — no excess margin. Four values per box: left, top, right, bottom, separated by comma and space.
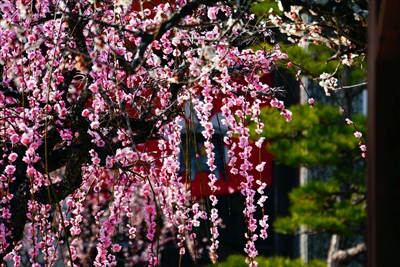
337, 82, 368, 90
332, 242, 366, 262
327, 234, 366, 267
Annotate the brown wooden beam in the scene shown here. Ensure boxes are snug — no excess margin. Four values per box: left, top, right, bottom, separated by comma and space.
367, 1, 400, 266
377, 0, 400, 61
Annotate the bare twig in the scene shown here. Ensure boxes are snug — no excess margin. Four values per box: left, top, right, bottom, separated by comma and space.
338, 82, 367, 90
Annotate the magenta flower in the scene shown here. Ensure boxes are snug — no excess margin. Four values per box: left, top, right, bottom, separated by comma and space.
4, 165, 15, 176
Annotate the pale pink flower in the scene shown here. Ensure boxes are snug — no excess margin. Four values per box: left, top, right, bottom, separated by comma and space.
207, 6, 219, 20
4, 165, 15, 175
8, 152, 18, 162
256, 162, 266, 172
10, 134, 20, 144
90, 121, 100, 129
354, 131, 362, 138
111, 244, 121, 253
20, 133, 31, 146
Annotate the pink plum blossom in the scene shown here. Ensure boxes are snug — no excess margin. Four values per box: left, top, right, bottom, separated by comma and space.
354, 131, 363, 138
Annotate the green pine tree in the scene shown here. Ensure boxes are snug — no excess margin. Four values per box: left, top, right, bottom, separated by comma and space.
251, 103, 366, 266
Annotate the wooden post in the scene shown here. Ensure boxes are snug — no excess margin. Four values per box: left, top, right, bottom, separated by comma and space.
367, 0, 400, 266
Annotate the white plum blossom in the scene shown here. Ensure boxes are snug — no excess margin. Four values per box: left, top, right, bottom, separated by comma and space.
319, 73, 338, 96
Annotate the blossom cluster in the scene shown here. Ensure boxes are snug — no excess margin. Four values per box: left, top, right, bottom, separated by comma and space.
268, 1, 367, 65
268, 0, 367, 95
319, 73, 338, 96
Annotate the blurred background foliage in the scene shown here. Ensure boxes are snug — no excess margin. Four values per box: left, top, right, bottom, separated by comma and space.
250, 102, 366, 235
206, 254, 326, 267
256, 103, 366, 166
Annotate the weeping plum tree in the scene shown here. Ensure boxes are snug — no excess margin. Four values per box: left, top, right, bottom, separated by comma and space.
0, 0, 292, 266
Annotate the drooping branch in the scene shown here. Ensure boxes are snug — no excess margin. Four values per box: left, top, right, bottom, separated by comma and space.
3, 183, 29, 259
1, 151, 29, 261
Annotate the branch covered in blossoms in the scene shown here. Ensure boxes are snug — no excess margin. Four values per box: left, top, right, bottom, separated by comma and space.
266, 0, 368, 94
269, 0, 367, 60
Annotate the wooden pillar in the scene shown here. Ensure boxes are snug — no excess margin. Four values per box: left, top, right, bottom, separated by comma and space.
367, 0, 400, 266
